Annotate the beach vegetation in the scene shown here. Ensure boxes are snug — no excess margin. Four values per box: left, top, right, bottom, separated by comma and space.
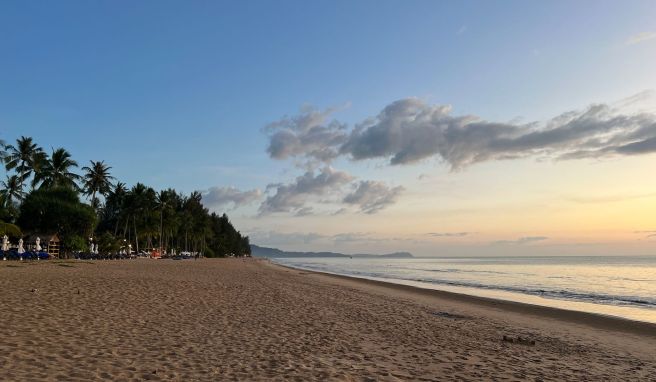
0, 136, 251, 257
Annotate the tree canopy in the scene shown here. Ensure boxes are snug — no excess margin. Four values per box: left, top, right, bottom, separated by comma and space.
1, 136, 250, 257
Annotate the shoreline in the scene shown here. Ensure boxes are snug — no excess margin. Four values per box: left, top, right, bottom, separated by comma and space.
267, 259, 656, 338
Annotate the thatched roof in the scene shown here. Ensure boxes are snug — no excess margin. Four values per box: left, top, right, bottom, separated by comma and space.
23, 233, 60, 243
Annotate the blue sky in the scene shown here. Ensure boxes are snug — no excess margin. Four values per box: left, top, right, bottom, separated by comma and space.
2, 1, 656, 255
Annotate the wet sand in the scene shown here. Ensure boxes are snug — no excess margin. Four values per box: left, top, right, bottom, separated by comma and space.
0, 258, 654, 381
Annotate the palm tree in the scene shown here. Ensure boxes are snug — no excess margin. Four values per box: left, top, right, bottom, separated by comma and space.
4, 136, 44, 192
29, 151, 48, 190
0, 175, 25, 206
34, 148, 81, 190
0, 138, 7, 164
103, 182, 127, 236
155, 189, 180, 253
81, 160, 115, 208
124, 183, 156, 253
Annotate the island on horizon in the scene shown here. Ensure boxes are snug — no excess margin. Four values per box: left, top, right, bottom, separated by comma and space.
250, 244, 414, 259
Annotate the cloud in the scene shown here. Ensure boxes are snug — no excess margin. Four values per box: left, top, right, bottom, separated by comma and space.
249, 230, 379, 246
294, 206, 314, 216
341, 98, 656, 169
259, 93, 656, 217
343, 180, 404, 214
457, 25, 467, 35
259, 167, 354, 215
564, 192, 656, 204
634, 230, 656, 240
202, 186, 262, 210
428, 232, 473, 237
268, 94, 656, 170
265, 105, 349, 166
626, 31, 656, 45
249, 230, 325, 246
332, 232, 373, 243
492, 236, 548, 245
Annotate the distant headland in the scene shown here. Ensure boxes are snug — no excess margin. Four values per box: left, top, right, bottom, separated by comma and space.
250, 244, 413, 259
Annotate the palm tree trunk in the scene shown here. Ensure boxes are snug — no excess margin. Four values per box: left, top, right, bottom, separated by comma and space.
18, 161, 26, 193
114, 218, 119, 237
159, 209, 163, 254
123, 214, 130, 238
134, 215, 139, 254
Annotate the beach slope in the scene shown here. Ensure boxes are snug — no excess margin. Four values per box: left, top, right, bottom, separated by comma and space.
0, 259, 654, 381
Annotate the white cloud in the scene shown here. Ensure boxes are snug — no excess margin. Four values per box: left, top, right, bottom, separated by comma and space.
265, 105, 348, 166
428, 232, 473, 237
259, 167, 354, 215
202, 186, 262, 210
343, 180, 404, 214
492, 236, 548, 245
266, 94, 656, 170
342, 97, 656, 169
626, 31, 656, 45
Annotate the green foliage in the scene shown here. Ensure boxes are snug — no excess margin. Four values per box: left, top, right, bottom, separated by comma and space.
63, 234, 87, 253
0, 221, 22, 238
96, 185, 250, 256
96, 232, 121, 253
0, 196, 18, 222
205, 213, 251, 256
82, 160, 114, 206
4, 136, 44, 191
18, 187, 96, 245
203, 247, 216, 258
0, 175, 25, 207
1, 135, 251, 257
33, 148, 81, 191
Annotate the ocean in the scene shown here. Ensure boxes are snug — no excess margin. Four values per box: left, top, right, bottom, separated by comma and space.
273, 256, 656, 324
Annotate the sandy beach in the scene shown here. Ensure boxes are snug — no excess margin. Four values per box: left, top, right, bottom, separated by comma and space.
1, 258, 654, 381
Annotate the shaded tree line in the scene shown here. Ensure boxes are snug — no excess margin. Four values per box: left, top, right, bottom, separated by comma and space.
0, 136, 250, 257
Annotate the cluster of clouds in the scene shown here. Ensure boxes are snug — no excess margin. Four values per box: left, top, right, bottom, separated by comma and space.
249, 229, 554, 249
201, 167, 404, 216
258, 167, 353, 215
266, 96, 656, 170
204, 92, 656, 217
265, 105, 348, 166
256, 169, 405, 216
248, 230, 383, 246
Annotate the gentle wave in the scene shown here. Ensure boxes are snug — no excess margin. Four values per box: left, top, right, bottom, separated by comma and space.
278, 259, 656, 309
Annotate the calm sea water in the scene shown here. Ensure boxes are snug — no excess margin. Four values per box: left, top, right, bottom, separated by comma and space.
273, 256, 656, 324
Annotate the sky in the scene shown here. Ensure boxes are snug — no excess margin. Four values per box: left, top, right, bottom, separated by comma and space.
1, 0, 656, 256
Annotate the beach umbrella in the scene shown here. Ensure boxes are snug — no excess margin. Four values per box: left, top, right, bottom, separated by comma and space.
1, 235, 7, 261
35, 237, 41, 260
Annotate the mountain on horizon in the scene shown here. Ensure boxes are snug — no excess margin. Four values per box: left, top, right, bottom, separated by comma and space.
250, 244, 414, 259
